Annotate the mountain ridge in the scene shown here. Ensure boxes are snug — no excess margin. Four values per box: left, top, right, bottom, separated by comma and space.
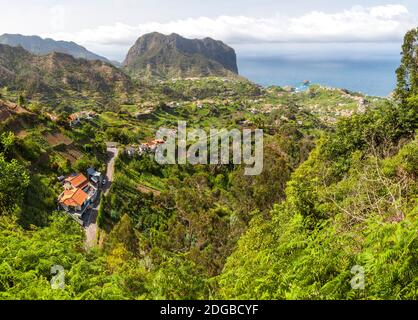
0, 43, 133, 101
123, 32, 239, 79
0, 33, 111, 64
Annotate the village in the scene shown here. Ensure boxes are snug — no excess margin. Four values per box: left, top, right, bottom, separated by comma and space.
55, 135, 167, 227
47, 80, 375, 241
123, 139, 165, 158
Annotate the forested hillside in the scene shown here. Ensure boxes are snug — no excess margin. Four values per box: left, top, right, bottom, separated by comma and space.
0, 44, 134, 109
0, 28, 417, 300
218, 28, 418, 299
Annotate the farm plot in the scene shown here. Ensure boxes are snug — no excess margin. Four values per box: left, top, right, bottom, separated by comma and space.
44, 132, 73, 147
58, 145, 84, 164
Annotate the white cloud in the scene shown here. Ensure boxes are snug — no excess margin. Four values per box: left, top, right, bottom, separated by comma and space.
370, 4, 409, 18
42, 4, 414, 59
49, 5, 67, 31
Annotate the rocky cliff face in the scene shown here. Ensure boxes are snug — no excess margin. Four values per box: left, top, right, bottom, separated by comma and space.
123, 32, 239, 79
0, 34, 110, 63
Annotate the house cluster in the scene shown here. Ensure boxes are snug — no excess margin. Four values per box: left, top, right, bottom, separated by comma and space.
171, 77, 200, 82
125, 139, 165, 157
166, 101, 181, 109
68, 111, 97, 127
57, 168, 102, 219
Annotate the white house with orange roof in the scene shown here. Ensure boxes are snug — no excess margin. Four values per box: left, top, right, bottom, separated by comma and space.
58, 173, 98, 218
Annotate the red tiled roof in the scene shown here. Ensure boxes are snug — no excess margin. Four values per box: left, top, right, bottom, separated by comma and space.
65, 173, 88, 189
59, 188, 88, 207
145, 139, 165, 147
68, 114, 79, 121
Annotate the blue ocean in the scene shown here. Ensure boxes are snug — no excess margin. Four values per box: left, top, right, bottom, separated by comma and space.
237, 57, 400, 97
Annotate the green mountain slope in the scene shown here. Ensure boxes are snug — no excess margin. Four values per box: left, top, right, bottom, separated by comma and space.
0, 44, 133, 101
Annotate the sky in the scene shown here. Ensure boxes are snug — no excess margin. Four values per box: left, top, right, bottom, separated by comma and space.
0, 0, 416, 61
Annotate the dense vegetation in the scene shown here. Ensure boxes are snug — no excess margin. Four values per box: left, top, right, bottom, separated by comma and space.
0, 28, 417, 300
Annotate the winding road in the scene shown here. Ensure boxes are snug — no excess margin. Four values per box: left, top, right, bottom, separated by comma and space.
84, 144, 119, 249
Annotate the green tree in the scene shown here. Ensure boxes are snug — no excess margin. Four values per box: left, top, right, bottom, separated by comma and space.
0, 154, 30, 214
1, 132, 15, 156
149, 257, 208, 299
17, 94, 25, 107
0, 213, 123, 299
395, 27, 418, 102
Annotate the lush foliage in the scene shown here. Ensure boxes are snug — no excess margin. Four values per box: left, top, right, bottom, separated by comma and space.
0, 28, 417, 300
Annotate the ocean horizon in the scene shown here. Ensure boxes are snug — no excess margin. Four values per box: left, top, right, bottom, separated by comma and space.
237, 56, 400, 97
